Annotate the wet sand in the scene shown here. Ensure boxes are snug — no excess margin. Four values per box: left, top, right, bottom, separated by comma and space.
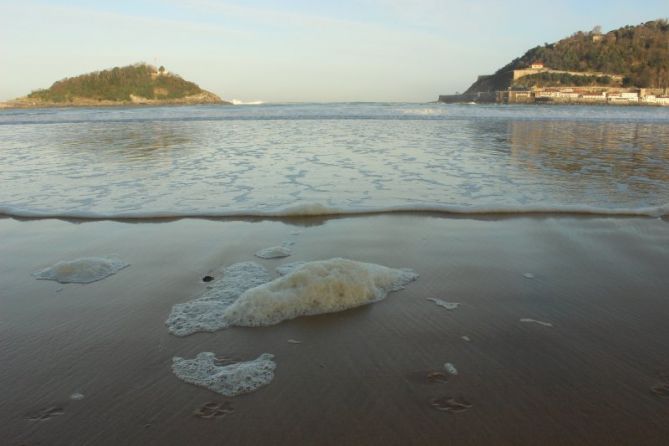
1, 214, 668, 445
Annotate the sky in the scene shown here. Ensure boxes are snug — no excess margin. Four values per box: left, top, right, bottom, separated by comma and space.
1, 0, 667, 102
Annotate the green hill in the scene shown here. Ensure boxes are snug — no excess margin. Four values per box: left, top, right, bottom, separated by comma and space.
22, 63, 225, 105
464, 19, 669, 94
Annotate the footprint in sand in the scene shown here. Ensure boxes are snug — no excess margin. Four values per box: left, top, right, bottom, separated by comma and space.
406, 370, 449, 384
651, 372, 669, 397
426, 371, 449, 384
430, 396, 472, 413
651, 383, 669, 397
193, 401, 234, 419
25, 406, 65, 421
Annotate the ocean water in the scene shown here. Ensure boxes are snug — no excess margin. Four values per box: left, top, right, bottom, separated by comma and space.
0, 102, 668, 218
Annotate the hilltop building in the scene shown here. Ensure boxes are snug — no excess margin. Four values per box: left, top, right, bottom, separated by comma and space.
437, 62, 668, 105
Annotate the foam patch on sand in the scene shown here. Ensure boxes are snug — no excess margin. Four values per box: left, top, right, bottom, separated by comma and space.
166, 262, 272, 336
32, 257, 129, 284
444, 362, 458, 375
276, 261, 307, 276
172, 352, 276, 396
426, 298, 459, 310
223, 258, 418, 327
167, 258, 418, 335
255, 245, 292, 259
520, 318, 553, 327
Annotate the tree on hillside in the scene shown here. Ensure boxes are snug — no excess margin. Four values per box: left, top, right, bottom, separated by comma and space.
465, 19, 669, 93
28, 63, 202, 102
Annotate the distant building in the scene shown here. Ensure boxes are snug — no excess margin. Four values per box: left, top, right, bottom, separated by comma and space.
530, 62, 544, 69
607, 92, 639, 102
496, 86, 669, 105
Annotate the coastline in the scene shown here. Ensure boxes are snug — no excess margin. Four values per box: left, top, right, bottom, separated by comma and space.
0, 92, 232, 110
437, 95, 669, 107
2, 214, 668, 445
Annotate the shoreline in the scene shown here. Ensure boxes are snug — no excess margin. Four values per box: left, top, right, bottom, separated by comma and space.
1, 214, 668, 445
438, 98, 669, 107
0, 91, 232, 110
0, 100, 234, 110
1, 202, 668, 221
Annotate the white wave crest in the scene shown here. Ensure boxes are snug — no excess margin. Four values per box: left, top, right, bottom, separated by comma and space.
230, 99, 264, 105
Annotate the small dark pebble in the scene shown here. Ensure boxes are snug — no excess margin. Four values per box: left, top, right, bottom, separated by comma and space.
202, 275, 214, 282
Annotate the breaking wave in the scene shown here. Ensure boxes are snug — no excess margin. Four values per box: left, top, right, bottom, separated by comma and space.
230, 99, 264, 105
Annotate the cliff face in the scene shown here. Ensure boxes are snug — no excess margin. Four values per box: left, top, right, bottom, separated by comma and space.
459, 19, 669, 97
1, 63, 231, 108
463, 72, 513, 95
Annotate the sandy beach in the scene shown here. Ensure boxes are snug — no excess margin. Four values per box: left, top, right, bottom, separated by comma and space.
1, 214, 669, 445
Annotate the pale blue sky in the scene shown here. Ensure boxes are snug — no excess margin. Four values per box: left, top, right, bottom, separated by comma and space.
1, 0, 667, 102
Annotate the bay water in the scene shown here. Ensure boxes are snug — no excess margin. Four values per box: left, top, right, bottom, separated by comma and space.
1, 103, 667, 218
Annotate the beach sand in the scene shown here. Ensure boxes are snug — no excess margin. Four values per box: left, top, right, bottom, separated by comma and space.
1, 214, 668, 445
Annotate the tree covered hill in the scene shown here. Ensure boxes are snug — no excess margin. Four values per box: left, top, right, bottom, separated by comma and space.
465, 19, 669, 94
26, 63, 223, 104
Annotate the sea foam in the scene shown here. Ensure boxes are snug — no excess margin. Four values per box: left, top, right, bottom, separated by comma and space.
166, 262, 272, 336
166, 258, 418, 335
255, 245, 292, 259
223, 258, 418, 327
276, 261, 307, 276
230, 99, 264, 105
32, 257, 129, 283
172, 352, 276, 396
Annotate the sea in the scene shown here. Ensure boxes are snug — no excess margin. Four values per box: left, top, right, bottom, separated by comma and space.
1, 102, 668, 219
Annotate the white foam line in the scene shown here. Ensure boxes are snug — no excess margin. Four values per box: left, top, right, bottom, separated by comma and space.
1, 202, 667, 220
520, 318, 554, 327
427, 298, 460, 310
